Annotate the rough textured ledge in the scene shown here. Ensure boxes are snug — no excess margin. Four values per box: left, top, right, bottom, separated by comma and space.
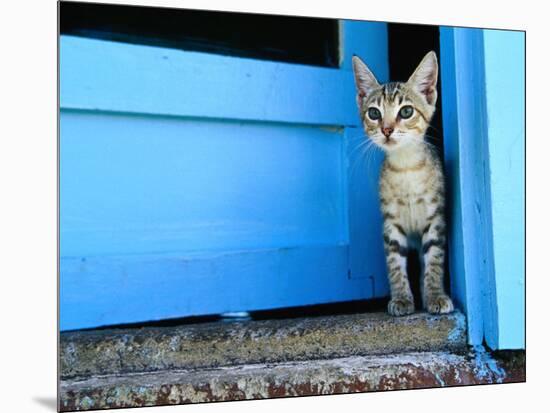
59, 348, 525, 411
61, 311, 466, 378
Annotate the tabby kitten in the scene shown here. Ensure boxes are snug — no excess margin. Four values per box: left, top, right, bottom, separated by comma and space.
352, 51, 453, 316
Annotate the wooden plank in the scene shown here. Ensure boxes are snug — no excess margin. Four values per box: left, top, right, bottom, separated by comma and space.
60, 111, 349, 257
59, 35, 365, 126
482, 30, 525, 349
440, 28, 492, 346
59, 245, 374, 331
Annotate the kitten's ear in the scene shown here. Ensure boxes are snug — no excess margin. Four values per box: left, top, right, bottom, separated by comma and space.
407, 51, 438, 106
352, 55, 380, 107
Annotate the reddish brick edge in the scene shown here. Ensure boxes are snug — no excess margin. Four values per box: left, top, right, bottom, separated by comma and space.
60, 349, 525, 411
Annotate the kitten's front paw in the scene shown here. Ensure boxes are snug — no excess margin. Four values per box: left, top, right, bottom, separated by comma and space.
388, 298, 415, 316
426, 294, 454, 314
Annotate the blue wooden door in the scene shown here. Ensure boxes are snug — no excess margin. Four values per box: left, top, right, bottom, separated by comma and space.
60, 21, 390, 331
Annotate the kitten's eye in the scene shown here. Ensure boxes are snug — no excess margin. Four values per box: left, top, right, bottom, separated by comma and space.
399, 105, 414, 119
367, 107, 381, 120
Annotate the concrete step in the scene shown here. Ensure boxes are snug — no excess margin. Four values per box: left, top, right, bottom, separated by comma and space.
60, 311, 466, 379
59, 348, 525, 411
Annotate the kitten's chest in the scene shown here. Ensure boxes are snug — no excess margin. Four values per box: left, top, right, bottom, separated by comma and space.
380, 168, 439, 233
383, 168, 432, 201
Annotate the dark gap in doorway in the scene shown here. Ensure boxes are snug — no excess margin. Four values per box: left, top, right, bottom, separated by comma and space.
60, 1, 339, 67
387, 23, 450, 306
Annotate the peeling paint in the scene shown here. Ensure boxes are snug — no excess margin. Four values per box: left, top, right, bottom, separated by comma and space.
447, 312, 467, 343
471, 345, 506, 383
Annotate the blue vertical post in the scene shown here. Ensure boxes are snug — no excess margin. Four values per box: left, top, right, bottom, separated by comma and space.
440, 27, 525, 349
440, 27, 491, 346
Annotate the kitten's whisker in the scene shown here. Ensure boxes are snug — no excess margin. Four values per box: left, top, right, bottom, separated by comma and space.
352, 147, 373, 176
349, 139, 371, 157
354, 140, 381, 193
350, 141, 373, 174
350, 137, 375, 166
366, 145, 382, 193
351, 141, 369, 175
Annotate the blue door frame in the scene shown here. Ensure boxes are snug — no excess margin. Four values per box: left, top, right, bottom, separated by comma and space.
440, 27, 525, 350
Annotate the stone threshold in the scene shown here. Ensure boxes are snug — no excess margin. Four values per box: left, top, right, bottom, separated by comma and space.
61, 311, 467, 378
59, 311, 526, 411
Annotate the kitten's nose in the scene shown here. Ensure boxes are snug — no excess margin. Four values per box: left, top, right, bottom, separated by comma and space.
382, 127, 394, 138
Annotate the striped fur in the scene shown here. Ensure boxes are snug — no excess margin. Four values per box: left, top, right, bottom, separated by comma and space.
352, 51, 454, 316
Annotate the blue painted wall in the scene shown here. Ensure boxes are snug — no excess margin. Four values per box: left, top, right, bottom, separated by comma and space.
61, 112, 348, 256
483, 30, 525, 349
60, 22, 389, 330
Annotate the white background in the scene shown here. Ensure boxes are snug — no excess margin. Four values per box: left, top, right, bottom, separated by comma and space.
0, 0, 543, 412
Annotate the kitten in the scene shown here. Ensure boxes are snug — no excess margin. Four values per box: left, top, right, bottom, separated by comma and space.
352, 51, 454, 316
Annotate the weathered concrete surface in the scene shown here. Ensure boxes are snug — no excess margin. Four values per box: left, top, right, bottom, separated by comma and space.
59, 348, 525, 411
61, 312, 466, 378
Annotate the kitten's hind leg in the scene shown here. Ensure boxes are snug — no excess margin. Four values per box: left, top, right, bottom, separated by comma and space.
383, 221, 415, 316
421, 217, 454, 314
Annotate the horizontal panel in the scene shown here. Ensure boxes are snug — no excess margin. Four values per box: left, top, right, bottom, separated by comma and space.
60, 111, 348, 256
59, 245, 378, 331
60, 35, 359, 126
